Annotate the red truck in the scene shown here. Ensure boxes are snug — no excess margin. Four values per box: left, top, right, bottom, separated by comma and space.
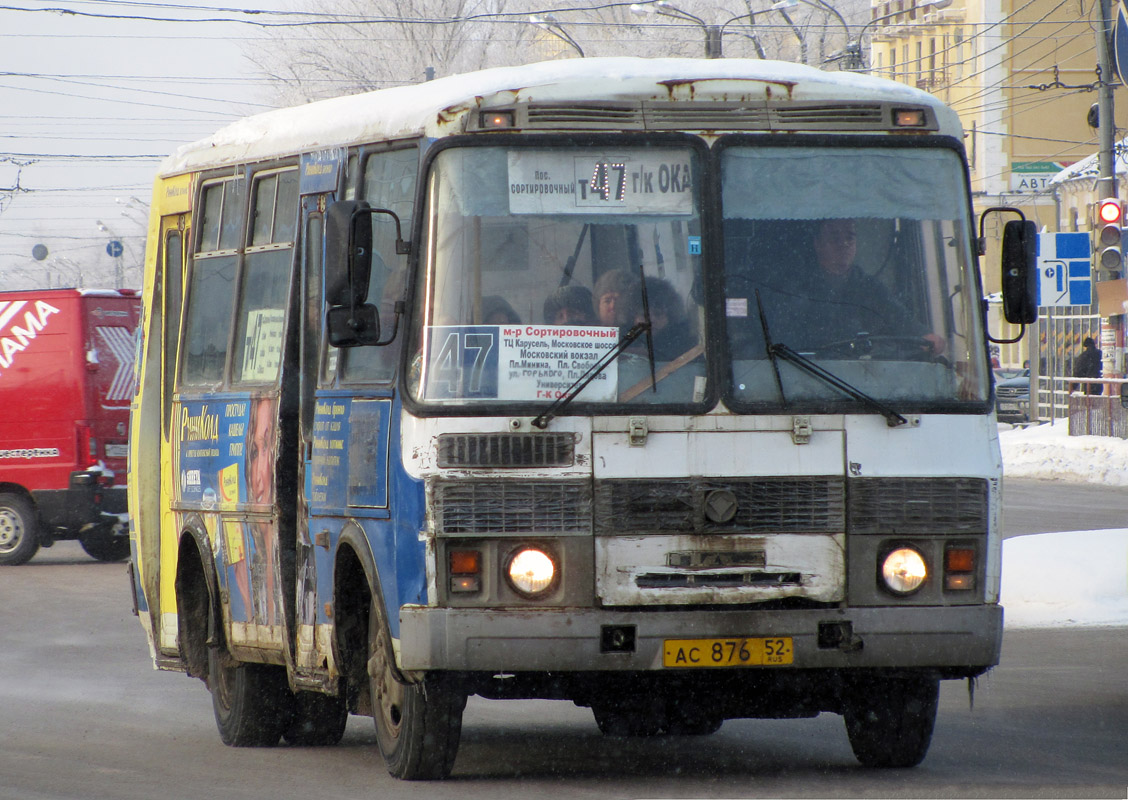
0, 288, 140, 565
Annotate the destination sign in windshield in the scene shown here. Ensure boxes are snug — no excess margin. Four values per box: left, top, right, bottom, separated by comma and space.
508, 150, 693, 215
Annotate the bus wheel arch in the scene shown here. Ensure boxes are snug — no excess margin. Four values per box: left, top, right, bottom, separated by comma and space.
332, 532, 465, 779
173, 521, 218, 681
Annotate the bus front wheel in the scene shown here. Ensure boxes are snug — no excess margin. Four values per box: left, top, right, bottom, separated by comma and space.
843, 673, 939, 768
367, 597, 465, 780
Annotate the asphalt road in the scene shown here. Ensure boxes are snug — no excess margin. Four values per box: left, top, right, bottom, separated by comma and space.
1, 480, 1125, 799
1003, 477, 1128, 536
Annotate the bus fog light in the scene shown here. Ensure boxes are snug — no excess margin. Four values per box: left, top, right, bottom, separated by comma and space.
506, 548, 556, 596
881, 547, 927, 595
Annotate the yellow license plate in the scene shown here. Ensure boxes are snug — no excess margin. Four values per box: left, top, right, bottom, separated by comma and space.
663, 637, 793, 668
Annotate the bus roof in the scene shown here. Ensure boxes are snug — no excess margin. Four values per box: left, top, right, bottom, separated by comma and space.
160, 57, 959, 177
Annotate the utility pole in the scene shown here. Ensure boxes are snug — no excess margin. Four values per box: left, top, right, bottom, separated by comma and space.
1095, 0, 1121, 377
1097, 0, 1118, 206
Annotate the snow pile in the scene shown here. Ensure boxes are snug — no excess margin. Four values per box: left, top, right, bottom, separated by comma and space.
1000, 420, 1128, 485
1001, 529, 1128, 628
999, 422, 1128, 628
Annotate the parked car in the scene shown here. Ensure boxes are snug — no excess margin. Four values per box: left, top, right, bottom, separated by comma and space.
995, 368, 1031, 423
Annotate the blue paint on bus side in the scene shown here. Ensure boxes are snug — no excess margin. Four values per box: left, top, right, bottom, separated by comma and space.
308, 390, 425, 639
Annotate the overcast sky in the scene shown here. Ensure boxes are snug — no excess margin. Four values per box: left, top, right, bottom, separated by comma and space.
0, 0, 292, 290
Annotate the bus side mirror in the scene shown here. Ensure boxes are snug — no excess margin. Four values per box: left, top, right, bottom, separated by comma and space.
1000, 219, 1038, 325
326, 303, 381, 347
1120, 382, 1128, 409
325, 200, 373, 307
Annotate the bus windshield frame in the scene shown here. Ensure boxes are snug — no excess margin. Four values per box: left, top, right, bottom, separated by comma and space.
404, 133, 713, 417
715, 133, 990, 417
401, 132, 990, 419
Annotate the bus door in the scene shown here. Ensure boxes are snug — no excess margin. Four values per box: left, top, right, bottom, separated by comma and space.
295, 146, 419, 688
175, 166, 299, 664
137, 174, 191, 660
293, 151, 345, 686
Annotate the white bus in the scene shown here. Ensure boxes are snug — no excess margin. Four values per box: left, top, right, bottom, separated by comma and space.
128, 57, 1037, 780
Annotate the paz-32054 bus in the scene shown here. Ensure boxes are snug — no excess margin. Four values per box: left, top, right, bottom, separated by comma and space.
128, 58, 1036, 779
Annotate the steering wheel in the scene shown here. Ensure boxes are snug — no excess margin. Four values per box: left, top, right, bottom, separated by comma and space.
812, 333, 938, 362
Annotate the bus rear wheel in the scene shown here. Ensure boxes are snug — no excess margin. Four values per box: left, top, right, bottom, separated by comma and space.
843, 673, 939, 768
0, 493, 39, 566
208, 645, 293, 747
367, 597, 464, 780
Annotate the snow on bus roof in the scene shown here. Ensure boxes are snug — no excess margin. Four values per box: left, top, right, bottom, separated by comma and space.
160, 57, 948, 176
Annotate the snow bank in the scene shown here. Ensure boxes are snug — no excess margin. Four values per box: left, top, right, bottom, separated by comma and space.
1002, 528, 1128, 628
1000, 421, 1128, 485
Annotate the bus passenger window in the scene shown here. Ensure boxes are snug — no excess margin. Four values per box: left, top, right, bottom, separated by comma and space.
234, 168, 299, 385
182, 177, 244, 385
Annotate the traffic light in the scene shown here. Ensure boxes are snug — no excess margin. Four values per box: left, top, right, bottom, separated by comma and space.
1096, 198, 1124, 277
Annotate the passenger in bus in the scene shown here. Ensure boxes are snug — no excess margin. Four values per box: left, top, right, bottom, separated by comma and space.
793, 219, 944, 355
593, 269, 638, 328
543, 285, 595, 325
624, 277, 698, 361
481, 295, 521, 325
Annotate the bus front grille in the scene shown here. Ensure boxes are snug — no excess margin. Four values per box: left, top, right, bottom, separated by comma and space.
848, 477, 988, 534
594, 477, 846, 535
436, 432, 574, 468
434, 480, 591, 535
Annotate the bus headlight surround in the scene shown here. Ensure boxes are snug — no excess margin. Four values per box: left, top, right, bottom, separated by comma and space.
506, 546, 557, 597
880, 546, 928, 595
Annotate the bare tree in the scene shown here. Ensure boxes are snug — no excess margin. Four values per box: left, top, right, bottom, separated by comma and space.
246, 0, 871, 105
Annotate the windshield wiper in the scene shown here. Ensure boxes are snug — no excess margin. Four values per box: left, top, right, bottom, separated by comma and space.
754, 291, 907, 428
530, 321, 650, 430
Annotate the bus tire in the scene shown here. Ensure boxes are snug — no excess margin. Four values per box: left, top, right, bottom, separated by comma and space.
79, 532, 130, 562
0, 493, 39, 566
208, 644, 293, 747
592, 696, 667, 737
843, 673, 939, 768
368, 596, 464, 780
283, 690, 348, 746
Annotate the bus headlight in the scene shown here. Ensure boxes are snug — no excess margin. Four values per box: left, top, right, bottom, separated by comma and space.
881, 547, 928, 595
506, 547, 556, 597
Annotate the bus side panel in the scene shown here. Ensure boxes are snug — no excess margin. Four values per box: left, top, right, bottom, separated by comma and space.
308, 393, 426, 644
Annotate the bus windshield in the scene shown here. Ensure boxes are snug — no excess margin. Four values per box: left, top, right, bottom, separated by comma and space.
720, 143, 989, 410
408, 143, 706, 409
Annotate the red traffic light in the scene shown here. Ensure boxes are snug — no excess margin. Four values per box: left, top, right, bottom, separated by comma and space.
1098, 198, 1123, 225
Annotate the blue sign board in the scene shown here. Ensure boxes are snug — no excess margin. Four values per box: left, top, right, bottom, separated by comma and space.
106, 240, 123, 258
1037, 231, 1092, 307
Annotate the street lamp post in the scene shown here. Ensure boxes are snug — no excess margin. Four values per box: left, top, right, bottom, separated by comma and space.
630, 2, 725, 58
837, 0, 953, 71
529, 14, 584, 58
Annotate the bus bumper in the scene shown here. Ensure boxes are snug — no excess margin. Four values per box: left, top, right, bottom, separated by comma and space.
398, 603, 1002, 674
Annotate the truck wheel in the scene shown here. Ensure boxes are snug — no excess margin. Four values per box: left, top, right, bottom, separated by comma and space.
79, 532, 130, 562
283, 690, 348, 746
208, 644, 294, 747
368, 596, 464, 780
0, 493, 39, 566
843, 673, 939, 768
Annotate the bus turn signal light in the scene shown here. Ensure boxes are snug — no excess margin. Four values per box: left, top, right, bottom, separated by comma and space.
944, 546, 976, 591
449, 550, 481, 593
